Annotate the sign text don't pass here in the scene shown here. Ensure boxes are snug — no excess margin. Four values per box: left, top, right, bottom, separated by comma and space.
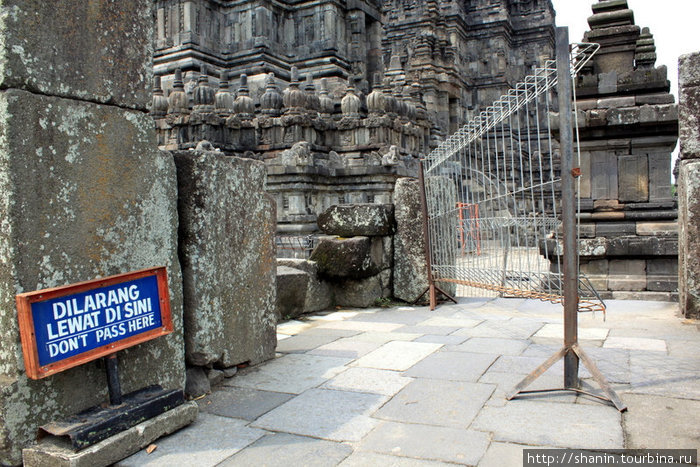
17, 267, 173, 379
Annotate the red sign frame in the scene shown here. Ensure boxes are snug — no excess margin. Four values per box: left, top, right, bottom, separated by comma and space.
16, 267, 173, 380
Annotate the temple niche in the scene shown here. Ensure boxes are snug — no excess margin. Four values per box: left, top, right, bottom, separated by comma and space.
151, 0, 556, 236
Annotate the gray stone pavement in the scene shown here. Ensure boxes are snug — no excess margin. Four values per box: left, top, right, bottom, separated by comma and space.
119, 298, 699, 466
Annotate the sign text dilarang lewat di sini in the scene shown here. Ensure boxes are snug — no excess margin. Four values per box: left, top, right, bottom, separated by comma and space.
16, 267, 173, 379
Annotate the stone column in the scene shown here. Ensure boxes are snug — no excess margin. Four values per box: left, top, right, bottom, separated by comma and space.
678, 52, 700, 318
0, 1, 184, 463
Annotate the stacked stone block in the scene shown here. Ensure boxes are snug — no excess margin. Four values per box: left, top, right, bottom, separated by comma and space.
678, 52, 700, 318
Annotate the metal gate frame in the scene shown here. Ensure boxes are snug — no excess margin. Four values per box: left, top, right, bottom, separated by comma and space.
419, 27, 625, 411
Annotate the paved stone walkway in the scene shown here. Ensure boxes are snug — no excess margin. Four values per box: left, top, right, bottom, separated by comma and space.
118, 298, 699, 466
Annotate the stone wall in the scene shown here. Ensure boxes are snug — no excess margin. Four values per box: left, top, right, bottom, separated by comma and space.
0, 1, 185, 464
275, 179, 438, 314
678, 52, 700, 318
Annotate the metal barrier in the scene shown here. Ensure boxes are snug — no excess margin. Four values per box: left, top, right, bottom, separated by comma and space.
419, 28, 625, 411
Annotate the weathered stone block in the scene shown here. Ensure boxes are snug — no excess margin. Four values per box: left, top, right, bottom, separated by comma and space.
595, 222, 636, 237
607, 107, 640, 126
276, 266, 309, 320
679, 52, 700, 89
636, 221, 678, 236
607, 236, 677, 257
677, 159, 700, 317
310, 236, 387, 279
392, 178, 428, 303
608, 260, 646, 291
276, 259, 332, 313
0, 0, 155, 110
175, 150, 277, 368
646, 259, 678, 292
317, 204, 395, 236
0, 89, 185, 465
679, 84, 700, 160
332, 273, 389, 308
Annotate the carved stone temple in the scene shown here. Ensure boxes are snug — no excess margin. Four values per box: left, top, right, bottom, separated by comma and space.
567, 0, 679, 300
152, 0, 556, 234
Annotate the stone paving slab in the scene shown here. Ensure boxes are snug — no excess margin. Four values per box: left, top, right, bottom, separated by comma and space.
604, 336, 668, 352
472, 400, 624, 449
276, 320, 316, 335
358, 421, 490, 465
622, 394, 700, 450
116, 413, 265, 467
627, 352, 700, 398
229, 353, 351, 394
413, 335, 468, 345
276, 333, 346, 353
354, 341, 443, 371
404, 351, 496, 382
373, 379, 495, 428
322, 367, 413, 396
309, 338, 384, 359
534, 323, 609, 340
394, 325, 461, 336
218, 432, 352, 467
477, 442, 558, 467
198, 386, 294, 421
317, 320, 405, 333
488, 355, 564, 375
453, 320, 543, 339
252, 388, 387, 442
338, 452, 451, 466
417, 316, 483, 328
446, 337, 529, 355
308, 311, 361, 321
347, 310, 433, 325
349, 332, 423, 343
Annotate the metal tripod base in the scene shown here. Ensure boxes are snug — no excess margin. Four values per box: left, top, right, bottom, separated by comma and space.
414, 284, 458, 310
506, 343, 627, 412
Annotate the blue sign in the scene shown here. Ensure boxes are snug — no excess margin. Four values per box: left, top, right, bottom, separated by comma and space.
30, 275, 163, 367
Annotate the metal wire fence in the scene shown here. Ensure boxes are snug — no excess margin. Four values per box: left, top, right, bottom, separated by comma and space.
421, 43, 604, 312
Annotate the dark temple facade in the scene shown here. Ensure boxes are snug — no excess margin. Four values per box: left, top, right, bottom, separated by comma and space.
151, 0, 556, 234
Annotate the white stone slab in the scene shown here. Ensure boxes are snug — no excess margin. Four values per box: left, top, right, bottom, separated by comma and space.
339, 452, 449, 466
534, 323, 609, 340
447, 337, 529, 356
349, 332, 422, 343
218, 433, 352, 467
308, 311, 359, 321
604, 337, 667, 352
354, 341, 442, 371
404, 351, 497, 382
116, 413, 265, 467
373, 379, 495, 428
322, 367, 413, 396
277, 320, 316, 335
317, 320, 404, 333
231, 353, 351, 394
309, 338, 383, 359
417, 316, 483, 328
472, 400, 624, 449
358, 421, 490, 465
252, 388, 387, 442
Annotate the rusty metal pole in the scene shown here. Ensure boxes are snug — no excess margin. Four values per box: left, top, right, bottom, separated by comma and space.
555, 26, 579, 389
418, 160, 437, 310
